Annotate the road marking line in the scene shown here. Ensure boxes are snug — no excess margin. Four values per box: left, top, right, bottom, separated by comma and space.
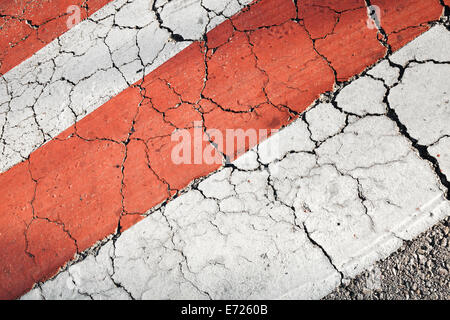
0, 0, 447, 299
0, 0, 114, 75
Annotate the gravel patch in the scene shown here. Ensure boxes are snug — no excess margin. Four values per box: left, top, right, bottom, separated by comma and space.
325, 217, 449, 300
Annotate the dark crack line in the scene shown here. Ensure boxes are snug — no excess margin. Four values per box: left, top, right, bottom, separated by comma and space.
374, 59, 450, 200
302, 222, 345, 283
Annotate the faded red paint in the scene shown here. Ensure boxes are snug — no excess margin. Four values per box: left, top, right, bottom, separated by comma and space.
231, 0, 296, 30
30, 135, 125, 251
0, 162, 35, 300
300, 5, 339, 40
204, 31, 267, 112
248, 21, 335, 112
314, 6, 386, 81
123, 140, 171, 214
371, 0, 444, 51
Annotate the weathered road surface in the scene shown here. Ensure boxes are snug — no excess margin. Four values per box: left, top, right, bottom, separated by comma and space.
0, 0, 449, 299
326, 217, 449, 300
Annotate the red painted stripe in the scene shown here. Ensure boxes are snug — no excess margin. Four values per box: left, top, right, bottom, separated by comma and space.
371, 0, 444, 51
0, 0, 113, 75
0, 0, 444, 299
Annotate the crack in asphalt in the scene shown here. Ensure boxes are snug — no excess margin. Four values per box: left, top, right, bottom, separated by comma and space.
2, 0, 450, 297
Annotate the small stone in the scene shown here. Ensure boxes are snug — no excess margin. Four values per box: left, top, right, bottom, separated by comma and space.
443, 226, 449, 235
437, 267, 448, 276
418, 254, 427, 264
362, 288, 371, 296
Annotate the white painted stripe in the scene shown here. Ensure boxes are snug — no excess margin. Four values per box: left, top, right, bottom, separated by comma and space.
20, 26, 450, 300
0, 0, 252, 173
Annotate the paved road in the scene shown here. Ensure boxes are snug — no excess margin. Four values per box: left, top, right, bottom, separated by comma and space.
22, 24, 450, 299
1, 0, 449, 299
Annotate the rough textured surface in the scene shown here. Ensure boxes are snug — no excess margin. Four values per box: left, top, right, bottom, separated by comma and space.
325, 217, 449, 300
1, 0, 449, 299
0, 0, 256, 174
371, 0, 443, 51
0, 0, 113, 75
1, 0, 445, 174
20, 24, 450, 298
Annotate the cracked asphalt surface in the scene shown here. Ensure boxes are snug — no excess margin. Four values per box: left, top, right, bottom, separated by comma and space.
21, 24, 450, 298
0, 1, 112, 74
0, 0, 449, 299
